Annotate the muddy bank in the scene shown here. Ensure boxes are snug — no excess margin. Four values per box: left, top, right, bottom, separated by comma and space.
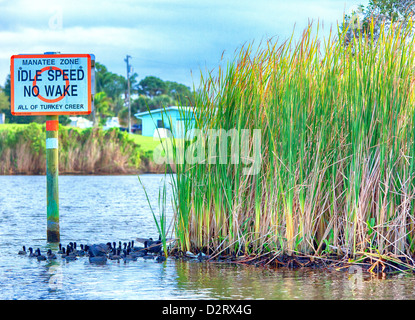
169, 248, 415, 274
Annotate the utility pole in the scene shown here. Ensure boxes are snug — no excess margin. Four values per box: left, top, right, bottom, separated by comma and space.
124, 55, 132, 134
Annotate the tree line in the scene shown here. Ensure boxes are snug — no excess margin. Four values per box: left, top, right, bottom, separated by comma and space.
342, 0, 415, 45
2, 0, 410, 126
0, 61, 194, 126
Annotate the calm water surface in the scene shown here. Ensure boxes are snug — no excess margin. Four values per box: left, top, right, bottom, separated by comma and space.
1, 175, 415, 300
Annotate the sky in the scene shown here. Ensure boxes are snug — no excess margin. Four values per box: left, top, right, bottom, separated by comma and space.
0, 0, 367, 89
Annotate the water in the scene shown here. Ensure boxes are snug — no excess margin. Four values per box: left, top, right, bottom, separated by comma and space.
1, 175, 415, 300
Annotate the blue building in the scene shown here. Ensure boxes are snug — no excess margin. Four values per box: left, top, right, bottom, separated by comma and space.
134, 106, 195, 138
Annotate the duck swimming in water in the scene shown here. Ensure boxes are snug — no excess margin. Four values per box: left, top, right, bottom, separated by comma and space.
47, 249, 57, 260
88, 244, 107, 257
36, 249, 47, 261
145, 238, 162, 254
77, 244, 86, 256
28, 247, 36, 258
131, 240, 146, 253
18, 246, 27, 255
66, 245, 76, 257
156, 253, 166, 263
72, 242, 82, 256
136, 236, 162, 254
65, 252, 77, 262
109, 248, 122, 261
89, 255, 107, 264
87, 243, 108, 264
122, 249, 137, 262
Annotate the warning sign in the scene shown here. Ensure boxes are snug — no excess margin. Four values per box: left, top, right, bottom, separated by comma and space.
10, 53, 94, 116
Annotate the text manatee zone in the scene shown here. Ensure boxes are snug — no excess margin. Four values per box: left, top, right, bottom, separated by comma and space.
10, 54, 92, 116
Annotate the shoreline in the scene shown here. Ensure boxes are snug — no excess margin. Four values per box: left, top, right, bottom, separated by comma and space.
169, 249, 415, 275
0, 124, 164, 176
0, 163, 170, 175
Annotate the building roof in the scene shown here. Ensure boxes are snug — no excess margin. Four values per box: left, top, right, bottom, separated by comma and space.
134, 106, 194, 118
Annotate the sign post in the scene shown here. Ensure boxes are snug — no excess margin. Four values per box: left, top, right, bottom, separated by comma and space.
10, 53, 95, 242
46, 115, 60, 242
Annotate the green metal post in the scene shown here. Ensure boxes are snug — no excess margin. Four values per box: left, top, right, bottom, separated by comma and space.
46, 115, 60, 242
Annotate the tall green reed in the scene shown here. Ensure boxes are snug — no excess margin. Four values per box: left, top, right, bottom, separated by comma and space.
166, 20, 415, 260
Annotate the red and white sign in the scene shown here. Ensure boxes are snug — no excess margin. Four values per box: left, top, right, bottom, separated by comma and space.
10, 53, 94, 116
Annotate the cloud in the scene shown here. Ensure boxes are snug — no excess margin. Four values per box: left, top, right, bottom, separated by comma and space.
0, 0, 367, 88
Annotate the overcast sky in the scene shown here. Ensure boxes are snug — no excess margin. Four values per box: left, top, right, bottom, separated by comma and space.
0, 0, 366, 89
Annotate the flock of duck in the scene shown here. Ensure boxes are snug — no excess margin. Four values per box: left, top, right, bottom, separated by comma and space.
17, 237, 166, 264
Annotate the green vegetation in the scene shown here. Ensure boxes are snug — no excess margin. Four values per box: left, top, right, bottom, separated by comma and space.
132, 76, 193, 111
0, 59, 189, 174
343, 0, 415, 45
0, 61, 193, 127
166, 21, 415, 265
129, 134, 162, 155
84, 65, 193, 127
0, 123, 156, 174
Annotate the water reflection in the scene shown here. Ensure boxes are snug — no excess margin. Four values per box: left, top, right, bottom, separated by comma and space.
173, 261, 415, 300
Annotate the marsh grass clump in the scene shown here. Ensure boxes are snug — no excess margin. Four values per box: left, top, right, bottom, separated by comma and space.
0, 124, 141, 174
167, 21, 415, 270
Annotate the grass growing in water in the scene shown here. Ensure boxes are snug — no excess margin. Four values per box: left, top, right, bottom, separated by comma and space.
167, 21, 415, 264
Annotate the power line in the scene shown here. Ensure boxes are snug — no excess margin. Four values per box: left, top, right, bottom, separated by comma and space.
129, 55, 184, 67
